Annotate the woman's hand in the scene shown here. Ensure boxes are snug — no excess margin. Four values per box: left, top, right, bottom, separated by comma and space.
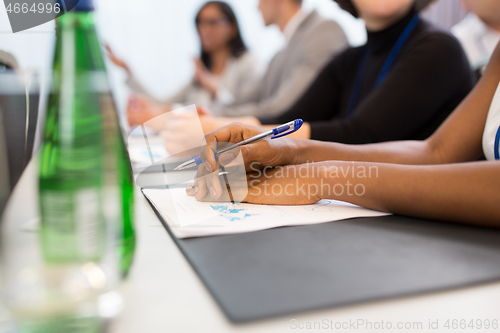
161, 112, 207, 155
193, 58, 219, 97
161, 115, 262, 156
186, 123, 302, 201
105, 44, 130, 73
186, 163, 324, 205
205, 122, 300, 172
127, 95, 171, 129
246, 163, 324, 205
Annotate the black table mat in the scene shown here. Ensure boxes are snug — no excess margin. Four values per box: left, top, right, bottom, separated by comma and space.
146, 198, 500, 323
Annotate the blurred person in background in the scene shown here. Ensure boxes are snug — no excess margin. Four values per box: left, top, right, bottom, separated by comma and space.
189, 41, 500, 225
126, 0, 349, 128
207, 0, 348, 118
452, 0, 500, 77
177, 0, 474, 147
107, 1, 262, 127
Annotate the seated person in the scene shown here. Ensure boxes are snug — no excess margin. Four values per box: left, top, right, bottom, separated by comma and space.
108, 1, 262, 120
190, 41, 500, 227
171, 0, 475, 146
127, 0, 349, 125
452, 0, 500, 77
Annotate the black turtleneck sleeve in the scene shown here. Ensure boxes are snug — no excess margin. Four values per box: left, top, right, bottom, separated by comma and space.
259, 14, 475, 144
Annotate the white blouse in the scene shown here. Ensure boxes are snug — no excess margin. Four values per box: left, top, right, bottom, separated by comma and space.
483, 81, 500, 161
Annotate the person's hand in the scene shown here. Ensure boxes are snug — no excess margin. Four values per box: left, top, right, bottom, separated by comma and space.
199, 115, 231, 134
193, 58, 219, 97
245, 163, 323, 205
186, 123, 301, 201
196, 105, 214, 117
161, 113, 235, 154
161, 112, 207, 155
104, 44, 130, 73
198, 112, 262, 135
205, 123, 299, 172
127, 95, 171, 129
186, 162, 324, 205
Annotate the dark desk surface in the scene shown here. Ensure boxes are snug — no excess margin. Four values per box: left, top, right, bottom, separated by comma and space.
161, 207, 500, 323
3, 160, 500, 332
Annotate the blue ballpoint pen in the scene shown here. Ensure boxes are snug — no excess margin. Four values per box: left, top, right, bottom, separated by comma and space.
173, 119, 304, 171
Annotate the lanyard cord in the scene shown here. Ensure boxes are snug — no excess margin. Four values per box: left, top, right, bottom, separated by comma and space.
494, 126, 500, 160
347, 14, 421, 117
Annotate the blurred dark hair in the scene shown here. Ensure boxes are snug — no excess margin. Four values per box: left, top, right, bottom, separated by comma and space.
196, 1, 247, 70
333, 0, 435, 18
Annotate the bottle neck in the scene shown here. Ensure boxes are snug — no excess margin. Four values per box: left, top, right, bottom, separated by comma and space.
54, 10, 105, 73
57, 10, 95, 27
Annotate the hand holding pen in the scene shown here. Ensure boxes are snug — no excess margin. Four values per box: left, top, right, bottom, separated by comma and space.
184, 120, 303, 201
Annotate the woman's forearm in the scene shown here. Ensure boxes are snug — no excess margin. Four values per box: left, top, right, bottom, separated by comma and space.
316, 161, 500, 227
292, 138, 442, 165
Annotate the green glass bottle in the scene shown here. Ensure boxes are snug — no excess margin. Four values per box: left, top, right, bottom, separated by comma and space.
39, 0, 135, 274
118, 136, 136, 278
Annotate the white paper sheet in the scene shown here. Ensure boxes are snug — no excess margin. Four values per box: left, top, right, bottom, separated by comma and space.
142, 187, 391, 239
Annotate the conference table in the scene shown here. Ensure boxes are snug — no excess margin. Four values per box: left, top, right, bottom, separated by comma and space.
2, 157, 500, 333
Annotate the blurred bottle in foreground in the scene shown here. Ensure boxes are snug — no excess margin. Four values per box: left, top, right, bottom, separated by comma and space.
2, 0, 136, 331
39, 0, 135, 276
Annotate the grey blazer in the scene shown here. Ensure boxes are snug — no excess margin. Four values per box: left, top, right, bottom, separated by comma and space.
212, 10, 348, 118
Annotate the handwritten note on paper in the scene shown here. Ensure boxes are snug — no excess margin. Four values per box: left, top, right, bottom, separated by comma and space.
142, 187, 391, 239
